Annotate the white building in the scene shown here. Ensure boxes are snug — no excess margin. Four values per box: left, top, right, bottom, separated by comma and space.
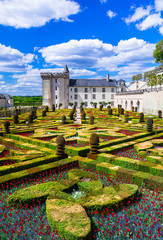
115, 76, 163, 115
41, 65, 126, 108
0, 94, 14, 108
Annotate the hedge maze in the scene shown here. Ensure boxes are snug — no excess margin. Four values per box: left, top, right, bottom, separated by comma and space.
0, 107, 162, 239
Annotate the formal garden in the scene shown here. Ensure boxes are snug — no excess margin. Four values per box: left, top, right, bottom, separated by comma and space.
0, 105, 162, 240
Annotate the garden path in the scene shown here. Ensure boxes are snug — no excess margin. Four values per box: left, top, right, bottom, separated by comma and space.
74, 108, 81, 124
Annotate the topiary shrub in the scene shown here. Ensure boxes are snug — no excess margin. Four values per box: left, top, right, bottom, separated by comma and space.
62, 115, 66, 124
56, 135, 68, 158
4, 121, 10, 134
108, 108, 112, 115
119, 108, 124, 115
13, 114, 19, 124
158, 110, 162, 118
42, 110, 47, 117
81, 111, 86, 120
99, 104, 103, 111
69, 111, 74, 120
45, 106, 49, 112
139, 112, 144, 123
124, 113, 129, 123
89, 115, 94, 125
135, 107, 137, 112
132, 106, 134, 112
147, 118, 153, 132
52, 104, 55, 112
89, 133, 99, 154
28, 114, 33, 123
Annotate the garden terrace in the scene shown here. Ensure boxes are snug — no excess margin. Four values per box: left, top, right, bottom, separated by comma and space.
0, 107, 162, 239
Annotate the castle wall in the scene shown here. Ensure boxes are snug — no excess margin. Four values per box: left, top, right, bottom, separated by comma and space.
42, 79, 52, 108
143, 91, 163, 115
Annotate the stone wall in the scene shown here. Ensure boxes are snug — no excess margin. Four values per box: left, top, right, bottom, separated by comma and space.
143, 91, 163, 115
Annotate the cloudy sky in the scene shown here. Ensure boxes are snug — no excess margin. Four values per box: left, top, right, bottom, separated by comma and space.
0, 0, 163, 96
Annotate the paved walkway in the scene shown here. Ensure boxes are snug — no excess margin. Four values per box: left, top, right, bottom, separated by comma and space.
74, 108, 81, 124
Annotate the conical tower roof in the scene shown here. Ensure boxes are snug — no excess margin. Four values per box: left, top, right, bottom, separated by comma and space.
63, 65, 69, 74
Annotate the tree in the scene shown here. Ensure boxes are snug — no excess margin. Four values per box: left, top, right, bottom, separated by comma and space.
59, 103, 62, 109
132, 73, 142, 81
68, 102, 73, 108
147, 75, 157, 88
157, 74, 163, 87
144, 69, 157, 81
153, 40, 163, 64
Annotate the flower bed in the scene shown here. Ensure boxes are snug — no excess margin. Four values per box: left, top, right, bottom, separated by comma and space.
66, 140, 89, 147
0, 166, 162, 240
117, 130, 141, 136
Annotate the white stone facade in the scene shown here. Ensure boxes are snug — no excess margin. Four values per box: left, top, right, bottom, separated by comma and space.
41, 66, 126, 108
0, 94, 14, 108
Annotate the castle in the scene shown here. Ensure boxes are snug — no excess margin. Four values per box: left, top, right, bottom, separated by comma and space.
40, 65, 126, 109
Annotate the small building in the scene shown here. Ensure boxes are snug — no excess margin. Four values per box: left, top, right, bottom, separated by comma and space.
41, 65, 126, 108
0, 94, 14, 108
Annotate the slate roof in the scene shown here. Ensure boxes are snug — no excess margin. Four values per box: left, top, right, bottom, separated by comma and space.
69, 79, 118, 87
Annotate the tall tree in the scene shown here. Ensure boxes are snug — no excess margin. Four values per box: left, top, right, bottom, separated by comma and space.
153, 40, 163, 64
132, 73, 142, 81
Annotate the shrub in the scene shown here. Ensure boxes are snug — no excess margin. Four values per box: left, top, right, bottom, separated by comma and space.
89, 133, 99, 154
4, 121, 10, 133
108, 108, 112, 115
89, 115, 94, 124
62, 115, 66, 124
158, 110, 162, 118
99, 104, 103, 111
81, 111, 86, 120
45, 106, 49, 112
42, 110, 47, 117
139, 112, 144, 123
13, 114, 19, 124
52, 104, 55, 112
135, 107, 137, 112
147, 118, 153, 132
132, 106, 134, 112
69, 111, 74, 120
28, 114, 33, 123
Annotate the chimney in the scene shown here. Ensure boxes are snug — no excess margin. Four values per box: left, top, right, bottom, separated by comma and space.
106, 74, 109, 82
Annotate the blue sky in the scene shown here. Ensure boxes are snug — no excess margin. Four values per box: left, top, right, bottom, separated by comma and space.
0, 0, 163, 96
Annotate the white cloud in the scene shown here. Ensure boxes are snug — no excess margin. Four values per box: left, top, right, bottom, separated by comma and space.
159, 24, 163, 34
116, 38, 146, 52
107, 10, 117, 19
39, 39, 114, 68
0, 75, 3, 80
0, 43, 34, 72
0, 0, 80, 28
124, 6, 152, 24
39, 38, 155, 72
100, 0, 108, 3
155, 0, 163, 12
136, 13, 163, 31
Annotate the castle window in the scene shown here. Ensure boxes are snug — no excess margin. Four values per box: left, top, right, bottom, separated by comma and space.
85, 102, 88, 107
93, 94, 96, 99
102, 94, 105, 99
75, 94, 78, 99
56, 95, 57, 99
55, 87, 57, 90
111, 101, 114, 106
111, 94, 114, 99
75, 102, 78, 106
70, 96, 72, 99
85, 88, 88, 93
93, 88, 96, 92
111, 88, 115, 92
85, 94, 88, 99
74, 88, 78, 92
102, 88, 105, 92
55, 79, 57, 83
70, 88, 72, 91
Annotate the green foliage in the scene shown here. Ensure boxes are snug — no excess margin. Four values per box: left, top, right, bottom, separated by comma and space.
153, 39, 163, 63
132, 73, 142, 81
13, 96, 42, 106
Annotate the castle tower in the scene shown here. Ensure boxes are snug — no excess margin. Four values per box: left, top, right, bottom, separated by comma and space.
41, 66, 70, 108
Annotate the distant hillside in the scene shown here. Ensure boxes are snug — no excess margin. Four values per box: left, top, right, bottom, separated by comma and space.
13, 96, 42, 106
